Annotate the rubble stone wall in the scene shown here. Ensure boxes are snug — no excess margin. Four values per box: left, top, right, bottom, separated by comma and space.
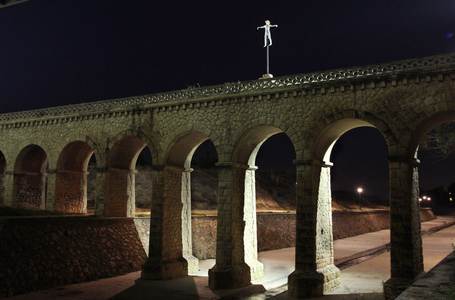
0, 217, 146, 298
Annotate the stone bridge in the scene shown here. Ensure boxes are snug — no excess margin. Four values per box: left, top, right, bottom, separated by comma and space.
0, 53, 455, 299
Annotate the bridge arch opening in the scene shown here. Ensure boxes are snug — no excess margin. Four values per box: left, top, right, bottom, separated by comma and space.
55, 141, 95, 214
13, 145, 48, 210
165, 131, 218, 275
312, 118, 390, 296
413, 113, 455, 272
105, 135, 151, 217
134, 147, 154, 216
229, 125, 296, 287
0, 151, 6, 206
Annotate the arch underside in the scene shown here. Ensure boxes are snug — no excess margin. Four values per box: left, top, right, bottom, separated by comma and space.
105, 135, 147, 217
13, 145, 48, 210
55, 141, 95, 214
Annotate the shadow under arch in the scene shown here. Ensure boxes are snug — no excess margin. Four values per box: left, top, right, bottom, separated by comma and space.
13, 144, 48, 210
55, 141, 95, 214
105, 135, 149, 217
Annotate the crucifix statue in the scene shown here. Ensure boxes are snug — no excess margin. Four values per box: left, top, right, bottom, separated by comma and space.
257, 20, 278, 79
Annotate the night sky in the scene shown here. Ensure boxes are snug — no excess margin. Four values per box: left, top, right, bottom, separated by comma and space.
2, 0, 455, 201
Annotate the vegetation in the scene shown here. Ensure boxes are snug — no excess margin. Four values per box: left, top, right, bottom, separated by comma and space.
422, 122, 455, 158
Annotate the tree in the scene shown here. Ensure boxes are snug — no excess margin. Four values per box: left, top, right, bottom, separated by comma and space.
421, 122, 455, 159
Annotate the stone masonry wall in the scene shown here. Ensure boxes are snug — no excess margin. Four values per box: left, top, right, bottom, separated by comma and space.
0, 217, 146, 298
13, 174, 45, 209
191, 208, 435, 259
54, 172, 85, 213
0, 208, 436, 297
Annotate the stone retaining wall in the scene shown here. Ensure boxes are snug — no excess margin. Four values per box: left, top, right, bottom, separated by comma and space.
0, 208, 435, 297
190, 208, 435, 259
0, 217, 146, 298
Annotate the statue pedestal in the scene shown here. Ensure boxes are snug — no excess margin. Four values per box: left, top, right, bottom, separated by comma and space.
260, 73, 274, 79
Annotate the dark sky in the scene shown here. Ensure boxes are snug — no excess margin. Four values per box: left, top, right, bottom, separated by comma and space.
1, 0, 455, 200
2, 0, 455, 111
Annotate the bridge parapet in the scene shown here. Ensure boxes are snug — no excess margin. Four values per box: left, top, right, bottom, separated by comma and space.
1, 52, 455, 124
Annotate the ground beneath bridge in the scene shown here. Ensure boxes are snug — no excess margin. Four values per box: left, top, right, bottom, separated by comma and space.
7, 217, 455, 300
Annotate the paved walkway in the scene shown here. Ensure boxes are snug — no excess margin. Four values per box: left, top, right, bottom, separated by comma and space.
261, 218, 455, 300
7, 216, 455, 300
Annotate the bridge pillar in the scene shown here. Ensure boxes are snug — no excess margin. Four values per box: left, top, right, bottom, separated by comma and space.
3, 171, 14, 207
95, 167, 106, 216
104, 168, 136, 217
54, 170, 88, 214
13, 170, 47, 210
384, 157, 423, 299
181, 167, 199, 274
141, 165, 189, 280
45, 169, 57, 211
288, 160, 340, 298
209, 162, 263, 290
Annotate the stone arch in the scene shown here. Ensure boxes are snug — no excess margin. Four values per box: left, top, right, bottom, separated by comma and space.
166, 130, 210, 169
232, 125, 284, 166
230, 114, 302, 161
104, 135, 149, 217
226, 125, 297, 286
379, 111, 455, 297
164, 122, 224, 162
306, 110, 396, 161
290, 112, 393, 296
13, 144, 48, 210
0, 151, 6, 205
164, 130, 217, 274
109, 129, 160, 163
54, 141, 95, 214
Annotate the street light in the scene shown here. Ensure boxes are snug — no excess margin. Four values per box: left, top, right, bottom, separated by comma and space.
356, 187, 364, 210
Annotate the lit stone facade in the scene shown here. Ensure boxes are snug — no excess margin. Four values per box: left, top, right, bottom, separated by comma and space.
0, 53, 454, 298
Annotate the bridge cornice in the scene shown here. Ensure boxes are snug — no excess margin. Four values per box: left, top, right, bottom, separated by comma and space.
1, 52, 455, 129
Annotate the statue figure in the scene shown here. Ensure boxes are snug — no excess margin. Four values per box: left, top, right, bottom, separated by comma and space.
257, 20, 278, 47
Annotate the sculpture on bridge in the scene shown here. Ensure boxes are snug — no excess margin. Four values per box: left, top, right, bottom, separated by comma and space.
257, 20, 278, 47
257, 20, 278, 79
